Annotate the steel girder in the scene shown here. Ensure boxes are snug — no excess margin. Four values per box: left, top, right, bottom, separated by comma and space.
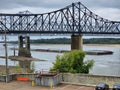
0, 2, 120, 35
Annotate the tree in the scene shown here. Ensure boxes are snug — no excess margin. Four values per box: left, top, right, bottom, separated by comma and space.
50, 50, 94, 73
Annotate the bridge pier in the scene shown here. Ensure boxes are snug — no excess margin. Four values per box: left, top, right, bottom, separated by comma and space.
71, 35, 83, 50
18, 35, 31, 72
18, 36, 31, 57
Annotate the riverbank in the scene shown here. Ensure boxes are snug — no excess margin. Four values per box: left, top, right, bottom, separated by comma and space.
31, 43, 120, 47
84, 44, 120, 48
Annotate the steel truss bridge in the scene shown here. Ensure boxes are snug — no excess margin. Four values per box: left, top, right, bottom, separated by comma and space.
0, 2, 120, 35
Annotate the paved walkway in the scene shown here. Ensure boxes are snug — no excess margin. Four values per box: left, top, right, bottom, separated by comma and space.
0, 81, 95, 90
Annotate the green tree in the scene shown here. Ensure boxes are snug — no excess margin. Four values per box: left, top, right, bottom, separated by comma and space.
50, 50, 94, 73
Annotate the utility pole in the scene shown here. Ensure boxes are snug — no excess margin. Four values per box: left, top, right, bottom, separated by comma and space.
4, 29, 9, 83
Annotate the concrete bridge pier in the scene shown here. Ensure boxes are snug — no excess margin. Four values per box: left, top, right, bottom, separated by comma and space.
71, 35, 83, 50
18, 35, 31, 73
18, 36, 31, 57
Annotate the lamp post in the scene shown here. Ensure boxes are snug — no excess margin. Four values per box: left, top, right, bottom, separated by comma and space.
4, 29, 9, 83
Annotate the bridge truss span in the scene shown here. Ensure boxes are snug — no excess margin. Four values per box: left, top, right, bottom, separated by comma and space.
0, 2, 120, 35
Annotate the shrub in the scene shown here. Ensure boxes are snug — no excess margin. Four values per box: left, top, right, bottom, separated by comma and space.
50, 50, 94, 74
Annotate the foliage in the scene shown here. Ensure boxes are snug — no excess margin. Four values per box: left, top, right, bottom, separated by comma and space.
30, 38, 120, 44
50, 50, 94, 74
15, 64, 22, 74
30, 38, 71, 44
25, 62, 35, 73
30, 61, 35, 73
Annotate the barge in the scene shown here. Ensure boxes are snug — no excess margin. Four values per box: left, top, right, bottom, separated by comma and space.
33, 49, 113, 55
85, 50, 113, 55
10, 48, 113, 55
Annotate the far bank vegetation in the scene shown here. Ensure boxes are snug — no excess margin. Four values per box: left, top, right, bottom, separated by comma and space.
8, 38, 120, 44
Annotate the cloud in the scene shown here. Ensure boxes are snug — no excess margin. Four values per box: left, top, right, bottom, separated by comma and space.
0, 0, 120, 9
91, 8, 120, 21
0, 0, 119, 21
81, 0, 120, 8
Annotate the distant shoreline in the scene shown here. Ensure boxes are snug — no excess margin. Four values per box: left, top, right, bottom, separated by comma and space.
84, 44, 120, 48
2, 38, 120, 44
31, 43, 120, 48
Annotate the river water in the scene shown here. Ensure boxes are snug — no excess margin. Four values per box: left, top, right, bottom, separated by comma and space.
0, 43, 120, 76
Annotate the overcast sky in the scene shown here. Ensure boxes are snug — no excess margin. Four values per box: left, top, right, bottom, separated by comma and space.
0, 0, 120, 21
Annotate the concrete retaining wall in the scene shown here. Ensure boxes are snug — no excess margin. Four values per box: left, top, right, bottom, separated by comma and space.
35, 74, 61, 86
0, 75, 6, 82
0, 74, 36, 82
61, 73, 120, 86
0, 74, 16, 82
0, 73, 120, 87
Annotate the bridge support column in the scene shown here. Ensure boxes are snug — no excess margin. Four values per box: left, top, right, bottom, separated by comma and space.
71, 35, 83, 50
18, 36, 31, 57
18, 35, 31, 73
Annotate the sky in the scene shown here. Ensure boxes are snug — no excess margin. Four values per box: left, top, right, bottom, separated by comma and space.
0, 0, 120, 21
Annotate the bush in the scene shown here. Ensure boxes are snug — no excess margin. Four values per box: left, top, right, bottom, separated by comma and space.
50, 50, 94, 74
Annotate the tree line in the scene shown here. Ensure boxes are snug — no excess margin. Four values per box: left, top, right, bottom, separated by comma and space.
5, 38, 120, 44
30, 38, 120, 44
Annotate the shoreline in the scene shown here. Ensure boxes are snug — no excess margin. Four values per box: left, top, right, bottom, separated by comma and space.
31, 43, 120, 48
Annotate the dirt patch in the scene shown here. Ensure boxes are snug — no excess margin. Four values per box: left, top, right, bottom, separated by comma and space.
0, 81, 95, 90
